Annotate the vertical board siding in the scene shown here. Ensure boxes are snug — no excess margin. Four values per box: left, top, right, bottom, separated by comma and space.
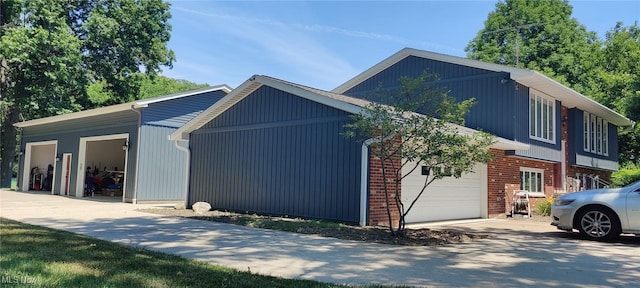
202, 86, 349, 129
566, 108, 619, 164
135, 125, 186, 201
141, 90, 227, 128
190, 87, 362, 223
342, 56, 517, 139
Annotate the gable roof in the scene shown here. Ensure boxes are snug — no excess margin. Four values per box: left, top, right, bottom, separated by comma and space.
169, 75, 367, 141
14, 85, 232, 128
332, 48, 634, 127
170, 75, 529, 151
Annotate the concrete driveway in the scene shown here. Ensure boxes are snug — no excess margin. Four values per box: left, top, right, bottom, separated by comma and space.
1, 189, 639, 287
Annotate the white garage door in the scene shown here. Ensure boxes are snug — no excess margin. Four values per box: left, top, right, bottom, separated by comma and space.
402, 162, 486, 223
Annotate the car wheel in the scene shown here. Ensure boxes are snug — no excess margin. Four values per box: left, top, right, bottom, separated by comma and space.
576, 207, 620, 241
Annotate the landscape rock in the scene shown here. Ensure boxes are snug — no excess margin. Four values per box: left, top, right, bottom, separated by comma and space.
192, 202, 212, 214
174, 202, 186, 210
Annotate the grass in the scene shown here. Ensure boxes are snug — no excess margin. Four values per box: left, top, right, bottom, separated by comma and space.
10, 178, 17, 190
0, 217, 376, 288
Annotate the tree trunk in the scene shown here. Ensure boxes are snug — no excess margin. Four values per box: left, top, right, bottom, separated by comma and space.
0, 107, 18, 188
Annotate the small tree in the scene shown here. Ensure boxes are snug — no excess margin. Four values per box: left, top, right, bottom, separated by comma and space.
344, 73, 495, 236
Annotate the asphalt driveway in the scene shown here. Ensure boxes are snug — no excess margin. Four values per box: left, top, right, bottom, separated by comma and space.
1, 189, 638, 287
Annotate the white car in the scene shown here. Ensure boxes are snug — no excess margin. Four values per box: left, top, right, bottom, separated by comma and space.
551, 180, 640, 240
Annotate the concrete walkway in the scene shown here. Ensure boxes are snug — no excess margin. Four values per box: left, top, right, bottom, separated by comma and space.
1, 189, 638, 287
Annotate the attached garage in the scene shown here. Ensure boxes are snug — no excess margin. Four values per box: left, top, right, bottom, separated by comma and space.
402, 162, 487, 223
172, 75, 527, 226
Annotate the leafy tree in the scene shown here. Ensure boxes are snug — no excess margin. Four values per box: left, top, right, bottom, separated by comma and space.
588, 22, 640, 166
465, 0, 599, 89
344, 74, 495, 236
0, 0, 175, 187
87, 74, 209, 105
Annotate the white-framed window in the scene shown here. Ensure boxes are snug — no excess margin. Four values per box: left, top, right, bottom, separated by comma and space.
603, 120, 608, 156
590, 115, 596, 153
529, 90, 555, 143
583, 112, 608, 156
520, 168, 545, 197
583, 112, 590, 151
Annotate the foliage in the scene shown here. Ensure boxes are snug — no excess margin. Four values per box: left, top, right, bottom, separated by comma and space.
465, 0, 599, 89
586, 22, 640, 166
0, 218, 348, 288
344, 73, 495, 236
0, 0, 175, 187
611, 164, 640, 187
535, 198, 553, 216
88, 74, 209, 105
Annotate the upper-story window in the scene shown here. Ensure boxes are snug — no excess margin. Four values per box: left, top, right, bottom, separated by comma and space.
583, 112, 608, 156
529, 90, 555, 143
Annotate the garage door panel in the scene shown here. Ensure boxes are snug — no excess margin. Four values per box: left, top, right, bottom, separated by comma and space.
402, 162, 484, 223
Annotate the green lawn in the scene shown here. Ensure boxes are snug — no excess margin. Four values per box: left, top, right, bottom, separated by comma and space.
11, 177, 17, 190
0, 218, 377, 288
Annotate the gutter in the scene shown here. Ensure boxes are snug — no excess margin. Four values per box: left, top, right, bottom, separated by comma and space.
130, 105, 142, 204
359, 136, 387, 227
174, 140, 190, 209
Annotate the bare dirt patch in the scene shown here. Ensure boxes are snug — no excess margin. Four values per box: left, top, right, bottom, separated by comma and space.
140, 208, 491, 246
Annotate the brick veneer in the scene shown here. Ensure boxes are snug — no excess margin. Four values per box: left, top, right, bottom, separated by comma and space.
366, 104, 615, 221
487, 149, 555, 217
367, 145, 401, 227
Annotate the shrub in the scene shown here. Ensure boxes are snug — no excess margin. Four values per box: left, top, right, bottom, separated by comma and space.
611, 165, 640, 187
536, 198, 553, 216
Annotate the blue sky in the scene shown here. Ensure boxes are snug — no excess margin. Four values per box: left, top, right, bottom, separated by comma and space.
163, 0, 640, 91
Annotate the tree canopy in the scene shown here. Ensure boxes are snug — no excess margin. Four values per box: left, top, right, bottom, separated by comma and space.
591, 23, 640, 165
0, 0, 176, 187
87, 74, 209, 105
465, 0, 599, 89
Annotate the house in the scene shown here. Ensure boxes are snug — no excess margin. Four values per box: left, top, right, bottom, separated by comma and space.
333, 48, 635, 217
171, 75, 527, 226
15, 85, 231, 203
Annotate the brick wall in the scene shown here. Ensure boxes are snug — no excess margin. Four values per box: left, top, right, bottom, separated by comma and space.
367, 144, 401, 227
487, 149, 555, 217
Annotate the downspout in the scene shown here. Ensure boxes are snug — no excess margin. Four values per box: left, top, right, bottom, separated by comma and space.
174, 140, 190, 209
130, 105, 142, 204
359, 137, 382, 227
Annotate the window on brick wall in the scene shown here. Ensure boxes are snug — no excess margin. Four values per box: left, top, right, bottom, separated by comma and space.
583, 112, 608, 156
520, 168, 545, 197
529, 89, 555, 143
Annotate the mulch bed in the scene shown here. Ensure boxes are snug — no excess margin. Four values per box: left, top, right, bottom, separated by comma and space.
140, 208, 490, 246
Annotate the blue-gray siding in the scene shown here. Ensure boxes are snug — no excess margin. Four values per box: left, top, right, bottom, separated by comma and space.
343, 55, 518, 139
567, 108, 619, 164
510, 83, 562, 161
189, 85, 362, 223
343, 56, 572, 162
19, 111, 139, 199
141, 90, 227, 128
135, 125, 186, 201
